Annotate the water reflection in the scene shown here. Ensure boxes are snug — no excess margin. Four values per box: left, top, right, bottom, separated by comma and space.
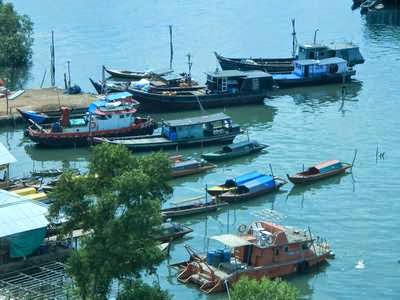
24, 144, 90, 163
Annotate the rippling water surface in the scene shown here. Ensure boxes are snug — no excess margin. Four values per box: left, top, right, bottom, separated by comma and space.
3, 1, 400, 299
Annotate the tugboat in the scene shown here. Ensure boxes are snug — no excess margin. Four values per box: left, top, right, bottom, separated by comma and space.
175, 221, 334, 294
26, 101, 155, 147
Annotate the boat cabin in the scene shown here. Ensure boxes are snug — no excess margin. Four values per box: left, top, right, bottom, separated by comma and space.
293, 57, 348, 78
297, 43, 364, 66
206, 70, 273, 93
222, 140, 260, 153
161, 113, 240, 142
305, 160, 343, 175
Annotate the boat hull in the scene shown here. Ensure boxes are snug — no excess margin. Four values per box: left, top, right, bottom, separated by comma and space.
161, 202, 227, 219
129, 89, 268, 112
201, 145, 266, 162
287, 164, 352, 185
157, 226, 193, 243
274, 73, 355, 89
171, 163, 216, 178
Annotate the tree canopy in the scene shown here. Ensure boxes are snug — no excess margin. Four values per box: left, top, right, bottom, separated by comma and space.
0, 1, 33, 68
48, 144, 172, 299
231, 276, 299, 300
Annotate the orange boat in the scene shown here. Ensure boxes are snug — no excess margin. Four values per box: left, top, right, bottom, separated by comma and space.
175, 221, 334, 294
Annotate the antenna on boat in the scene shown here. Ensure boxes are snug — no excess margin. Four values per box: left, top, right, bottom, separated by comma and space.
351, 149, 358, 169
269, 163, 274, 178
313, 29, 319, 45
291, 18, 297, 58
169, 25, 174, 70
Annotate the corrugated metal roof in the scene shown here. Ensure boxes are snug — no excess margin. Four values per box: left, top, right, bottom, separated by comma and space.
0, 189, 49, 238
163, 113, 231, 127
211, 234, 251, 248
0, 143, 16, 166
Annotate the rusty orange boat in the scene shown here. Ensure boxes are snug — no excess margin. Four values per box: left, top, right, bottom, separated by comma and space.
175, 221, 334, 294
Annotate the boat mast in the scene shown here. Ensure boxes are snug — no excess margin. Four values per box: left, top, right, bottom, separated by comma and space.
50, 30, 55, 87
313, 29, 319, 45
169, 25, 174, 70
187, 53, 192, 85
291, 19, 297, 58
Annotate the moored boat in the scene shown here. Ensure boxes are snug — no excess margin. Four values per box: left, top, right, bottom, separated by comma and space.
170, 157, 216, 178
287, 160, 352, 185
175, 221, 334, 293
94, 113, 242, 152
161, 195, 228, 219
272, 57, 355, 88
156, 222, 193, 242
105, 67, 173, 80
17, 107, 87, 125
207, 171, 265, 196
26, 101, 155, 147
217, 175, 287, 203
128, 70, 273, 112
201, 140, 267, 162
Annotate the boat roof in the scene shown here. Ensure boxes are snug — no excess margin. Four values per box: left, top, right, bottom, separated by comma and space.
328, 42, 359, 50
103, 92, 132, 102
173, 159, 201, 168
241, 175, 274, 189
159, 73, 183, 82
243, 70, 272, 79
230, 171, 264, 186
223, 140, 258, 151
318, 57, 347, 65
314, 160, 341, 170
163, 113, 231, 127
210, 234, 252, 248
207, 70, 247, 78
0, 189, 49, 238
295, 59, 319, 66
299, 43, 328, 49
0, 143, 16, 166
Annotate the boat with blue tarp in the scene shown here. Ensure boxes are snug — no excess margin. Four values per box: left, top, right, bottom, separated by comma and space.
272, 57, 355, 88
93, 113, 242, 151
207, 171, 265, 196
217, 174, 287, 203
287, 160, 352, 185
201, 140, 267, 162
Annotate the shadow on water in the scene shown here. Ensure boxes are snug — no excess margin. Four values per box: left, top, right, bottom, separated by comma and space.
24, 144, 90, 163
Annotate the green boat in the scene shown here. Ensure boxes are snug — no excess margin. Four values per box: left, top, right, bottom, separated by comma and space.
201, 140, 267, 162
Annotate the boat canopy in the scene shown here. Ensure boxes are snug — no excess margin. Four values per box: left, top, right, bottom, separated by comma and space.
0, 143, 16, 168
312, 160, 342, 174
210, 234, 252, 248
163, 113, 231, 127
222, 140, 256, 152
224, 171, 264, 188
238, 175, 276, 193
103, 92, 132, 102
172, 159, 202, 170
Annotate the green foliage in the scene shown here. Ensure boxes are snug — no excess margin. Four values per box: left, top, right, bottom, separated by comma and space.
48, 144, 172, 299
0, 1, 33, 68
117, 280, 171, 300
231, 276, 299, 300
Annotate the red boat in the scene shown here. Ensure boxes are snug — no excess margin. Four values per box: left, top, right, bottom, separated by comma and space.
175, 221, 334, 294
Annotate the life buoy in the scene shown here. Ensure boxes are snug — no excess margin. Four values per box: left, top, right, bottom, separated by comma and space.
90, 121, 96, 129
238, 224, 247, 233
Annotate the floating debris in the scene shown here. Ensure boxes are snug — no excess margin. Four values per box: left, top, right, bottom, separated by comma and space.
355, 259, 365, 269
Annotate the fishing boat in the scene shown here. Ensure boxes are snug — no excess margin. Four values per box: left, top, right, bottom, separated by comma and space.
207, 171, 265, 196
171, 158, 216, 178
26, 101, 155, 147
94, 113, 241, 151
30, 168, 79, 178
287, 160, 352, 185
128, 70, 273, 111
201, 140, 267, 162
217, 175, 287, 203
175, 221, 334, 293
105, 67, 173, 80
272, 57, 355, 88
215, 42, 364, 73
156, 222, 193, 242
161, 195, 228, 219
17, 107, 87, 125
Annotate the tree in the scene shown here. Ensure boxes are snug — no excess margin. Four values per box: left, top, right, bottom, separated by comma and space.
230, 276, 299, 300
48, 144, 172, 299
0, 1, 33, 68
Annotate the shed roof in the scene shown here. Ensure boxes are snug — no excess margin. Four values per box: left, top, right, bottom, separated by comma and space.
210, 234, 252, 248
0, 189, 49, 238
0, 143, 16, 166
163, 113, 231, 127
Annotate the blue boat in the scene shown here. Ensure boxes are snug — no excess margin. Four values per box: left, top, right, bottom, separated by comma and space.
218, 174, 287, 203
207, 171, 265, 196
273, 57, 356, 88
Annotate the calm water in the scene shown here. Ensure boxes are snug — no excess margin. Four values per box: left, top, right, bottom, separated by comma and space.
3, 1, 400, 299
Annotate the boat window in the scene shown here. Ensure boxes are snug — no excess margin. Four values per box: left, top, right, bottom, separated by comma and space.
284, 246, 289, 252
119, 114, 124, 119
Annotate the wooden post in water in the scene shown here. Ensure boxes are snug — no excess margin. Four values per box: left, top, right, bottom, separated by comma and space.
269, 163, 274, 177
169, 25, 174, 70
40, 69, 47, 88
351, 149, 358, 169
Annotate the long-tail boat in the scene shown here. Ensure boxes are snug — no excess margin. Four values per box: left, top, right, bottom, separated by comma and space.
175, 221, 334, 294
94, 113, 242, 152
104, 67, 173, 80
207, 171, 265, 196
161, 195, 228, 219
170, 158, 216, 178
217, 175, 287, 203
201, 140, 267, 162
156, 222, 193, 242
287, 160, 352, 185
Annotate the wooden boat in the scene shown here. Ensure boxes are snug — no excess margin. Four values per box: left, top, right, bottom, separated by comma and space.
17, 107, 87, 124
30, 168, 79, 178
272, 58, 356, 88
156, 222, 193, 242
287, 160, 352, 185
215, 42, 364, 73
105, 67, 173, 80
175, 221, 334, 293
207, 171, 265, 196
89, 78, 129, 94
171, 158, 216, 178
128, 70, 273, 112
94, 113, 242, 152
161, 195, 228, 219
201, 140, 267, 162
218, 175, 287, 203
26, 100, 155, 147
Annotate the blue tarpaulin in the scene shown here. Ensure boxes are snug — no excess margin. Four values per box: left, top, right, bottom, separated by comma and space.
241, 175, 276, 193
224, 171, 264, 187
